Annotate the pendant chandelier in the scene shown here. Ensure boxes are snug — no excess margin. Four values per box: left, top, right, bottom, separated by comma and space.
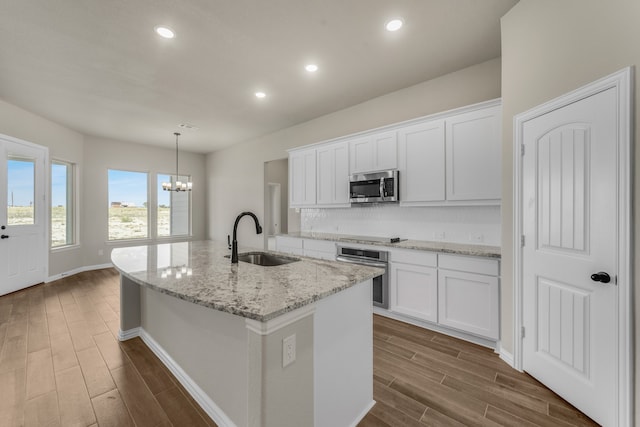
162, 132, 192, 192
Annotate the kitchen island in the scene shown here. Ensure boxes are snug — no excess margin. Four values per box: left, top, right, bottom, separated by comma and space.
111, 240, 383, 427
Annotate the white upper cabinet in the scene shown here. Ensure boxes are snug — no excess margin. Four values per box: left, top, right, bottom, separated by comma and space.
289, 148, 316, 207
398, 120, 446, 203
445, 105, 501, 201
349, 131, 397, 174
316, 141, 349, 206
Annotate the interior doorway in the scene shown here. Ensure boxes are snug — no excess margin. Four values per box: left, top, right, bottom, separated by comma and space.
264, 158, 299, 250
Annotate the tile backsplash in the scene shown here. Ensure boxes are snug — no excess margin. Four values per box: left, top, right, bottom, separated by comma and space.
301, 204, 501, 245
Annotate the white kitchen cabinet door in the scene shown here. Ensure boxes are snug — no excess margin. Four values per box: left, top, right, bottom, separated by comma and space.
437, 269, 499, 339
289, 148, 316, 207
445, 105, 501, 201
398, 120, 446, 203
316, 141, 349, 206
390, 262, 438, 323
372, 131, 397, 171
349, 131, 397, 174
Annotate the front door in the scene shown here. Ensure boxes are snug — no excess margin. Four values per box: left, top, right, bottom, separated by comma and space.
521, 87, 618, 426
0, 135, 47, 295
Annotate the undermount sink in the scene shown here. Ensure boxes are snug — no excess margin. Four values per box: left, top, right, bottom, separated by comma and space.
226, 252, 300, 267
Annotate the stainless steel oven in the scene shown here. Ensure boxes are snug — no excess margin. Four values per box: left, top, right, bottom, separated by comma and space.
335, 245, 389, 309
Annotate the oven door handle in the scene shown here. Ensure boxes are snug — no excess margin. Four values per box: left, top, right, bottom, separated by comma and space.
335, 256, 387, 269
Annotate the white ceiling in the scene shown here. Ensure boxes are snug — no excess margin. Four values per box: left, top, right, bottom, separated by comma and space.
0, 0, 517, 153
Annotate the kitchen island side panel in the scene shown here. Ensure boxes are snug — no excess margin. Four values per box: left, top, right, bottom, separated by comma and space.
141, 287, 249, 427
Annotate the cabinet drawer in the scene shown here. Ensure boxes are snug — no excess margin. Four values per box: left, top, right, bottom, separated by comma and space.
304, 239, 336, 253
438, 254, 499, 276
276, 237, 303, 250
391, 249, 437, 267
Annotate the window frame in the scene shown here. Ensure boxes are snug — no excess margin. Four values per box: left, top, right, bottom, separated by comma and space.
156, 172, 192, 239
107, 168, 150, 242
50, 159, 78, 250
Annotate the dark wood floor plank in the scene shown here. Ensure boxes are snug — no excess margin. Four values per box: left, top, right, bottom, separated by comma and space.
441, 375, 575, 427
374, 346, 445, 384
77, 346, 117, 398
50, 331, 79, 372
494, 372, 573, 407
374, 336, 417, 360
420, 407, 468, 427
56, 365, 97, 426
548, 401, 599, 426
93, 331, 130, 371
110, 363, 172, 427
155, 386, 211, 427
120, 338, 175, 395
369, 399, 425, 427
373, 381, 427, 421
485, 404, 541, 427
357, 411, 393, 427
24, 390, 60, 427
25, 348, 55, 399
91, 388, 135, 427
0, 367, 26, 427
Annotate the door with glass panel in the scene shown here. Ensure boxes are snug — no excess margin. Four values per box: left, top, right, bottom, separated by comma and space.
0, 135, 47, 295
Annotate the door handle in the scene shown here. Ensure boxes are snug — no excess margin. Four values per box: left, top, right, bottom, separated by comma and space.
590, 271, 611, 284
1, 235, 8, 239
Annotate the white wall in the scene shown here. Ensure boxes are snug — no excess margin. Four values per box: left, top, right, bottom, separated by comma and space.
500, 0, 639, 421
207, 58, 502, 247
0, 98, 207, 277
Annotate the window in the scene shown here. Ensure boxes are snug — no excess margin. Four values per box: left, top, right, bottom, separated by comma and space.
157, 174, 190, 237
108, 169, 148, 240
51, 161, 75, 247
7, 157, 36, 225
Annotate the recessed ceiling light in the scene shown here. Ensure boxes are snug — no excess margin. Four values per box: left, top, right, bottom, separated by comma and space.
255, 92, 266, 98
305, 64, 318, 72
385, 18, 404, 32
155, 26, 175, 39
178, 123, 199, 131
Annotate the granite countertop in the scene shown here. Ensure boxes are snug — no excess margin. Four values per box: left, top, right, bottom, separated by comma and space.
111, 240, 383, 322
281, 231, 501, 259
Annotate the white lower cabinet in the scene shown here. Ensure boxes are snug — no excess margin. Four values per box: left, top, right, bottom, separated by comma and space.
390, 262, 438, 323
388, 249, 500, 341
438, 269, 499, 340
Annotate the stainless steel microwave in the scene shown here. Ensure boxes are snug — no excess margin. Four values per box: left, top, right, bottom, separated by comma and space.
349, 170, 399, 204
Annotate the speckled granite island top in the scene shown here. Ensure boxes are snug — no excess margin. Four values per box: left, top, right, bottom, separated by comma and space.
281, 231, 501, 259
111, 240, 383, 322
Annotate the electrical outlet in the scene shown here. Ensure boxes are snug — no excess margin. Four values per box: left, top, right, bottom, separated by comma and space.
282, 334, 296, 368
469, 233, 484, 243
434, 231, 445, 240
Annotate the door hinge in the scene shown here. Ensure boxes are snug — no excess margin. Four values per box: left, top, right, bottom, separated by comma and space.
521, 326, 526, 339
521, 235, 525, 247
521, 144, 525, 156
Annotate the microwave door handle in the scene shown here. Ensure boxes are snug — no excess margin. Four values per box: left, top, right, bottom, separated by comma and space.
380, 178, 386, 198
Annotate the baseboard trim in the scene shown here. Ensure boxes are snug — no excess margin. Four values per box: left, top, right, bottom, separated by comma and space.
349, 400, 376, 427
46, 263, 114, 283
138, 329, 237, 427
118, 327, 141, 341
499, 346, 515, 369
373, 307, 498, 350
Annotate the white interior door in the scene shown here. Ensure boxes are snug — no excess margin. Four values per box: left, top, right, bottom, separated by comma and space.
521, 88, 618, 426
0, 136, 47, 295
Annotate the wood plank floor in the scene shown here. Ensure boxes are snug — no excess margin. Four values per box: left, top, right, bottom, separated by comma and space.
0, 268, 597, 427
359, 315, 599, 427
0, 268, 216, 427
